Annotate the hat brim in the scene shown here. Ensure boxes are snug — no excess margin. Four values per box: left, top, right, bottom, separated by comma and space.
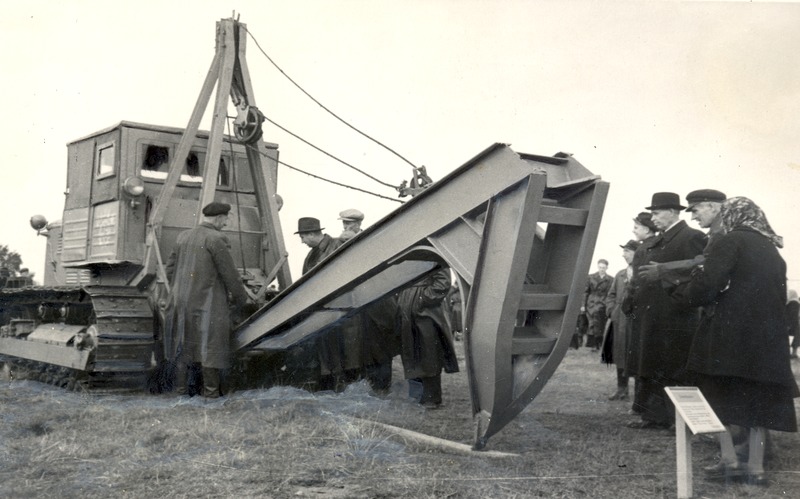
645, 204, 686, 211
684, 200, 723, 211
294, 227, 324, 234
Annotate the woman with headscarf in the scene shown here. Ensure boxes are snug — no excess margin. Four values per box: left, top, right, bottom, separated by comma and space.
678, 197, 798, 486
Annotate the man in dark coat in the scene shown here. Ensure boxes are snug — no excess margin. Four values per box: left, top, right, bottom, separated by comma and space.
602, 240, 638, 400
298, 217, 342, 274
639, 189, 727, 281
398, 268, 459, 408
335, 208, 400, 393
628, 192, 705, 429
622, 212, 659, 414
359, 296, 401, 394
294, 217, 344, 390
334, 209, 369, 384
165, 202, 250, 398
583, 259, 613, 350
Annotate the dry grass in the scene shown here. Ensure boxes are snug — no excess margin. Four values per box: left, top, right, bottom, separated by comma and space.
2, 345, 799, 498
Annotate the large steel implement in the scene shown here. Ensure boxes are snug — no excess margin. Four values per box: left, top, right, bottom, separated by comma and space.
235, 143, 608, 449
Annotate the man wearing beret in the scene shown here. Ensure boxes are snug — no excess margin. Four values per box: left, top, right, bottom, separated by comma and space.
628, 192, 706, 429
164, 201, 250, 398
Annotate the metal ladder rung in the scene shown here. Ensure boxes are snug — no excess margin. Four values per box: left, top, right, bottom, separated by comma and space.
518, 290, 568, 310
539, 205, 588, 226
511, 335, 557, 355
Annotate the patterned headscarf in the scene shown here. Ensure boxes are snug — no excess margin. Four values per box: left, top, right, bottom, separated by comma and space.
720, 197, 783, 248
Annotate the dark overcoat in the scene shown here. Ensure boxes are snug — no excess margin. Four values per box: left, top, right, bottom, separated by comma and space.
630, 220, 705, 378
164, 222, 249, 369
299, 234, 345, 376
584, 272, 613, 316
602, 268, 629, 369
398, 269, 459, 379
360, 295, 401, 366
623, 236, 658, 376
682, 229, 796, 387
302, 234, 342, 273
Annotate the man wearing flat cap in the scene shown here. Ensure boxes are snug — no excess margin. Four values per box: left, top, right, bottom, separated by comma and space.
164, 201, 250, 398
627, 192, 705, 429
338, 208, 364, 242
334, 208, 370, 385
335, 208, 401, 394
686, 189, 727, 247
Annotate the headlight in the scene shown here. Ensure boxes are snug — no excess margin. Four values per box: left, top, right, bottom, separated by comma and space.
123, 176, 145, 197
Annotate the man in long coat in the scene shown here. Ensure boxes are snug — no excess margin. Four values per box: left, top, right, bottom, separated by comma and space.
398, 268, 459, 408
164, 202, 249, 398
628, 192, 705, 428
602, 240, 638, 400
583, 259, 613, 349
296, 217, 345, 390
335, 209, 400, 393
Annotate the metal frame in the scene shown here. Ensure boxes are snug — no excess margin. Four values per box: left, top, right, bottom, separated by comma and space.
234, 143, 608, 449
133, 18, 291, 292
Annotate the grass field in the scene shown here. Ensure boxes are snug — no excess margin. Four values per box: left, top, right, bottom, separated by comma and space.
2, 344, 799, 498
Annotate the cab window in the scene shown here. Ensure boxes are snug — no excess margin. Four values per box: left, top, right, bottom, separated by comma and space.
96, 143, 115, 177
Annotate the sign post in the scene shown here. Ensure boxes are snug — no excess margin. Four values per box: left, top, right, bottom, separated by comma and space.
665, 387, 726, 499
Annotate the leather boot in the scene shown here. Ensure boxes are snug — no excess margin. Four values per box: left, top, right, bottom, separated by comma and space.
609, 387, 629, 400
420, 374, 442, 408
202, 367, 222, 398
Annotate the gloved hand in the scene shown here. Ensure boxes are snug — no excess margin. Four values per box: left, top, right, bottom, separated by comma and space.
638, 262, 662, 282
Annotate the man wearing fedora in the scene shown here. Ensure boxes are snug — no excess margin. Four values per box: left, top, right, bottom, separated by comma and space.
291, 217, 346, 390
627, 192, 705, 429
296, 217, 342, 273
164, 201, 250, 398
638, 189, 727, 284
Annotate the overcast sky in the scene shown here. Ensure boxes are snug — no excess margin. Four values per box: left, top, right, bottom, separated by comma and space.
1, 0, 798, 288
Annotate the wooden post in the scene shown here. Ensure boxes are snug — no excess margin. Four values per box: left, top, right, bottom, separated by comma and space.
675, 409, 692, 499
665, 387, 726, 499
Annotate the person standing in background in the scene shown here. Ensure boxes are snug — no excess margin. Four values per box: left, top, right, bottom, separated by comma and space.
397, 268, 459, 408
602, 240, 638, 401
621, 212, 659, 415
583, 260, 613, 350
